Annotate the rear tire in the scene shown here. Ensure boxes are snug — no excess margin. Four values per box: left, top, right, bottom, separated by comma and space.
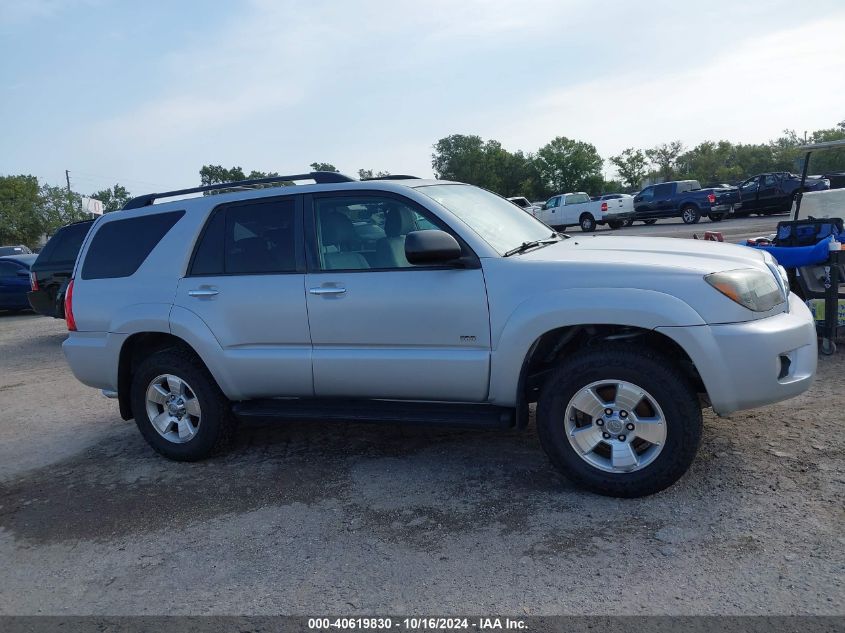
537, 344, 703, 497
681, 205, 701, 224
579, 214, 597, 232
131, 347, 236, 461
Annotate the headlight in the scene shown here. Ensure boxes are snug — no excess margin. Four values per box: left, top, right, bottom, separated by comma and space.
705, 268, 786, 312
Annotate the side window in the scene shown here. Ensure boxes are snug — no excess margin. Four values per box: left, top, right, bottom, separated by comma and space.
653, 183, 673, 198
81, 211, 184, 280
546, 196, 560, 208
314, 196, 442, 270
639, 187, 654, 201
38, 222, 91, 265
190, 198, 297, 276
763, 175, 777, 187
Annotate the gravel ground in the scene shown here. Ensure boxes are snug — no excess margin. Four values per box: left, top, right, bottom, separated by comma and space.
0, 292, 842, 615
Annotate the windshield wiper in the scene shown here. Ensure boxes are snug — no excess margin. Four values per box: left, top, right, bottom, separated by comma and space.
503, 233, 564, 257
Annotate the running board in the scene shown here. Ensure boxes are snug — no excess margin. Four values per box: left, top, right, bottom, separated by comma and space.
231, 398, 515, 429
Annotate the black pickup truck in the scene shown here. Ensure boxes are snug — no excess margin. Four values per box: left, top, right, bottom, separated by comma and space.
631, 180, 740, 225
735, 172, 830, 216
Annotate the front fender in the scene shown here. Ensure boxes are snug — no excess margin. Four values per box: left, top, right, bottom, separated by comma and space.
488, 288, 705, 406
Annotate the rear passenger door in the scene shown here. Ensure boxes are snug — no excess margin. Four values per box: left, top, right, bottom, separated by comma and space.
174, 195, 313, 399
304, 192, 491, 402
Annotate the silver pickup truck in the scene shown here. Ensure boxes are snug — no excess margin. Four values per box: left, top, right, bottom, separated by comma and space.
62, 173, 817, 497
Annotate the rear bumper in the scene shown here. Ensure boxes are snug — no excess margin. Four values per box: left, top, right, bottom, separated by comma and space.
657, 294, 817, 415
27, 289, 60, 318
710, 202, 742, 214
62, 331, 128, 392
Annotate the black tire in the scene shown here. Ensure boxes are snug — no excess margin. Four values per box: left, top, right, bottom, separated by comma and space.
131, 347, 236, 461
579, 214, 597, 232
709, 213, 725, 222
681, 205, 701, 224
537, 344, 703, 497
623, 218, 635, 227
643, 219, 658, 225
607, 220, 624, 230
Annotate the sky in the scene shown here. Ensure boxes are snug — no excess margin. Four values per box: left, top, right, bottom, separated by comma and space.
2, 0, 844, 195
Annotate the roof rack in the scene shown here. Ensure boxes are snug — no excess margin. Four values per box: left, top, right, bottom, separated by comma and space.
122, 171, 355, 210
360, 174, 420, 181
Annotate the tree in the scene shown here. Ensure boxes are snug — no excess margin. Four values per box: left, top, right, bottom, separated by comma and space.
358, 169, 391, 180
39, 184, 89, 235
92, 184, 131, 212
432, 134, 489, 185
310, 162, 338, 172
0, 175, 43, 246
646, 141, 685, 181
535, 136, 604, 195
609, 148, 648, 189
199, 164, 247, 186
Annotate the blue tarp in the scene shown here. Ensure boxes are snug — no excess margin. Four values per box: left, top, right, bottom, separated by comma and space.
743, 236, 834, 268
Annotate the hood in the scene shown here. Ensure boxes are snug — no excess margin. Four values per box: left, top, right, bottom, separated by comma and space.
518, 235, 767, 275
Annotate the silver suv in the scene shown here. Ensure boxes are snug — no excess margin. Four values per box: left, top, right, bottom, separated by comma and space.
63, 172, 817, 497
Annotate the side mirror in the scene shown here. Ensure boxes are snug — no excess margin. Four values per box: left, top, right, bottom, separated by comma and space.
405, 230, 462, 265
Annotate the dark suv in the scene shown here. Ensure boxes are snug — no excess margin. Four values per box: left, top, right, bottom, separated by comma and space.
28, 219, 94, 318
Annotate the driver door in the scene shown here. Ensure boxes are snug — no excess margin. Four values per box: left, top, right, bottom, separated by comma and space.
740, 177, 760, 213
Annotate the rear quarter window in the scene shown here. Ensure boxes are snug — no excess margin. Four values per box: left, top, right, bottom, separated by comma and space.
81, 211, 184, 280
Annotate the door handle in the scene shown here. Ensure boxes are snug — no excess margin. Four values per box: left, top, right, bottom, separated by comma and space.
309, 286, 346, 295
188, 288, 219, 297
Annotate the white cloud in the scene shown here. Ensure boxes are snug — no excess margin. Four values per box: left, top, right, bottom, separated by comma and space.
496, 16, 845, 167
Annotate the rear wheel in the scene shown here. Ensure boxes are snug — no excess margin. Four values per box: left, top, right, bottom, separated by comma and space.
579, 214, 597, 232
537, 345, 702, 497
131, 348, 236, 461
681, 205, 701, 224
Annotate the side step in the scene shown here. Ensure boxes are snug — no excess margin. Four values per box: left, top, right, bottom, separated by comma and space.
231, 398, 515, 429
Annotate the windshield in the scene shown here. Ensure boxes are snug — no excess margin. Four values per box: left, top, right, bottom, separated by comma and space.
417, 184, 553, 255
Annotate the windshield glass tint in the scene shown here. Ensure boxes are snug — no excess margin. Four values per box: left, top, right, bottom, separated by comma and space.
417, 184, 552, 254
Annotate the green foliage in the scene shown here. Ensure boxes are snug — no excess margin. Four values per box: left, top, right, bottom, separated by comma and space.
309, 162, 338, 172
535, 136, 604, 196
91, 184, 131, 213
645, 141, 685, 181
358, 169, 391, 180
0, 175, 43, 246
609, 148, 648, 189
39, 184, 89, 235
199, 165, 282, 194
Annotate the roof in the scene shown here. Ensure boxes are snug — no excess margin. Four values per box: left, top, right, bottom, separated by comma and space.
797, 139, 845, 152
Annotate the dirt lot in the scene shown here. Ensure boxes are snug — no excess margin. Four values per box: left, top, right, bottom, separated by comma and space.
0, 311, 842, 615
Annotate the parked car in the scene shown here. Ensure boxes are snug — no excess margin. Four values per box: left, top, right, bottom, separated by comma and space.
28, 219, 94, 318
0, 245, 33, 256
0, 254, 38, 312
632, 180, 740, 225
62, 171, 816, 498
507, 196, 534, 211
533, 192, 634, 231
735, 172, 830, 216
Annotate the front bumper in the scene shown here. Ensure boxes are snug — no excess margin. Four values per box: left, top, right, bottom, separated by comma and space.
657, 293, 817, 415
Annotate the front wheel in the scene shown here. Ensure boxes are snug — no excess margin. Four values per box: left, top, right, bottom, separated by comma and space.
537, 345, 703, 497
709, 213, 725, 222
681, 205, 701, 224
579, 214, 597, 232
623, 218, 635, 227
607, 220, 624, 230
643, 219, 658, 225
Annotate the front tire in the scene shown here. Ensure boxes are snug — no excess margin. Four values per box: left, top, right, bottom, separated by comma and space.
537, 345, 703, 497
131, 347, 235, 461
709, 213, 725, 222
643, 219, 658, 225
579, 214, 597, 232
681, 205, 701, 224
607, 220, 624, 230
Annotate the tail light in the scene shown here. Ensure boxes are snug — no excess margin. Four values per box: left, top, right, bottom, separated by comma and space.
65, 279, 77, 331
707, 193, 716, 204
601, 202, 608, 213
30, 272, 39, 291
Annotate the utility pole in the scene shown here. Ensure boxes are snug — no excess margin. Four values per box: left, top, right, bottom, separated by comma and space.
65, 169, 84, 216
65, 169, 72, 195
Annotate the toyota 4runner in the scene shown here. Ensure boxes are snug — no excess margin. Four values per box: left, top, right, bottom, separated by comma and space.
62, 172, 818, 497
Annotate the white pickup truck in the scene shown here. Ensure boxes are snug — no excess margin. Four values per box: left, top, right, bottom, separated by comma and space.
533, 192, 634, 232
